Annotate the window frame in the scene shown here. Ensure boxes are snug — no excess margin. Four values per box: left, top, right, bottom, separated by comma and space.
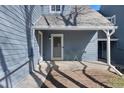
50, 5, 62, 13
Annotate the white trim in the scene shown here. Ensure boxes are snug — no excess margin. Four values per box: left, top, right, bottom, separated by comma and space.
51, 34, 64, 60
33, 26, 118, 30
33, 16, 42, 25
49, 5, 62, 13
98, 38, 119, 41
103, 29, 123, 76
38, 31, 43, 61
106, 15, 116, 25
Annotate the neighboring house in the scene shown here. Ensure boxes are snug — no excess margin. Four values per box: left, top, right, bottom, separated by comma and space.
0, 5, 117, 88
100, 6, 124, 65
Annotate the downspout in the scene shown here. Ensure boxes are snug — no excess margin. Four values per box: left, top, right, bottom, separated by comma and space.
104, 29, 123, 76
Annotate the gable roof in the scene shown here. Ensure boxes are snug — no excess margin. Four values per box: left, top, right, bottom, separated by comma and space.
34, 5, 115, 29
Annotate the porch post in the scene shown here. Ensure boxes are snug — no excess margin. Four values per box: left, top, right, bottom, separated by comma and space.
106, 30, 111, 65
105, 29, 123, 76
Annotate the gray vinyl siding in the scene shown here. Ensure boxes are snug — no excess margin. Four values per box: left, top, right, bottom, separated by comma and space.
0, 5, 74, 87
42, 30, 98, 61
40, 5, 72, 15
0, 5, 41, 88
0, 5, 99, 88
41, 5, 49, 14
100, 5, 124, 65
98, 31, 106, 38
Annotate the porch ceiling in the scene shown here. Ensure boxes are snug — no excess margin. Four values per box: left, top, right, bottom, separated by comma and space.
33, 5, 117, 30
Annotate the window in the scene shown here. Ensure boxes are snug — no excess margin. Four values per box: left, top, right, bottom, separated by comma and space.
50, 5, 61, 13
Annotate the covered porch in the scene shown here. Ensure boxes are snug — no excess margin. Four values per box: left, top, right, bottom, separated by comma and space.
36, 29, 98, 61
32, 6, 123, 76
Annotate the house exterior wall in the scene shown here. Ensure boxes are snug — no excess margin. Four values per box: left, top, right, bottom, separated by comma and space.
100, 5, 124, 65
0, 5, 99, 87
0, 5, 41, 88
42, 30, 98, 61
40, 5, 72, 15
98, 31, 106, 38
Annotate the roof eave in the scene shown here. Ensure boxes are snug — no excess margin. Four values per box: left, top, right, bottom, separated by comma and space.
32, 25, 118, 30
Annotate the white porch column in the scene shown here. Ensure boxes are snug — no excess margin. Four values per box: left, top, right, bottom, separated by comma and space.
106, 30, 111, 65
105, 29, 123, 76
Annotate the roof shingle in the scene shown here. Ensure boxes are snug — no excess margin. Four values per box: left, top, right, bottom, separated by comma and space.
34, 5, 114, 27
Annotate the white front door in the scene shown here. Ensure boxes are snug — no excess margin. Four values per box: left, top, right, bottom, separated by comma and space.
51, 34, 63, 60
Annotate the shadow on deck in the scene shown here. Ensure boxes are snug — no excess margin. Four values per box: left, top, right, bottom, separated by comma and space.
41, 61, 113, 88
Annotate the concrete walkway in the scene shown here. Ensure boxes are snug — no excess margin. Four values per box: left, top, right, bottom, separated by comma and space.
16, 62, 51, 88
16, 61, 120, 88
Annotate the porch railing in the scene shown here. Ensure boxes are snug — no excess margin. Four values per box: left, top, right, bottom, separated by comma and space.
106, 15, 116, 25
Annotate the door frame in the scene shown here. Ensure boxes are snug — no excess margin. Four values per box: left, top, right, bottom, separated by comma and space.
51, 34, 64, 60
38, 31, 43, 61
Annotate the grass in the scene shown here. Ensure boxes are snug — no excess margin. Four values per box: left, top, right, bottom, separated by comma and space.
107, 75, 124, 88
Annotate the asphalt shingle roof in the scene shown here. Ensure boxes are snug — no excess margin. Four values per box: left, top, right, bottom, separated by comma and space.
34, 5, 114, 27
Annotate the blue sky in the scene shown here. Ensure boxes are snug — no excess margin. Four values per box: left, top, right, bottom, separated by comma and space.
90, 5, 101, 10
